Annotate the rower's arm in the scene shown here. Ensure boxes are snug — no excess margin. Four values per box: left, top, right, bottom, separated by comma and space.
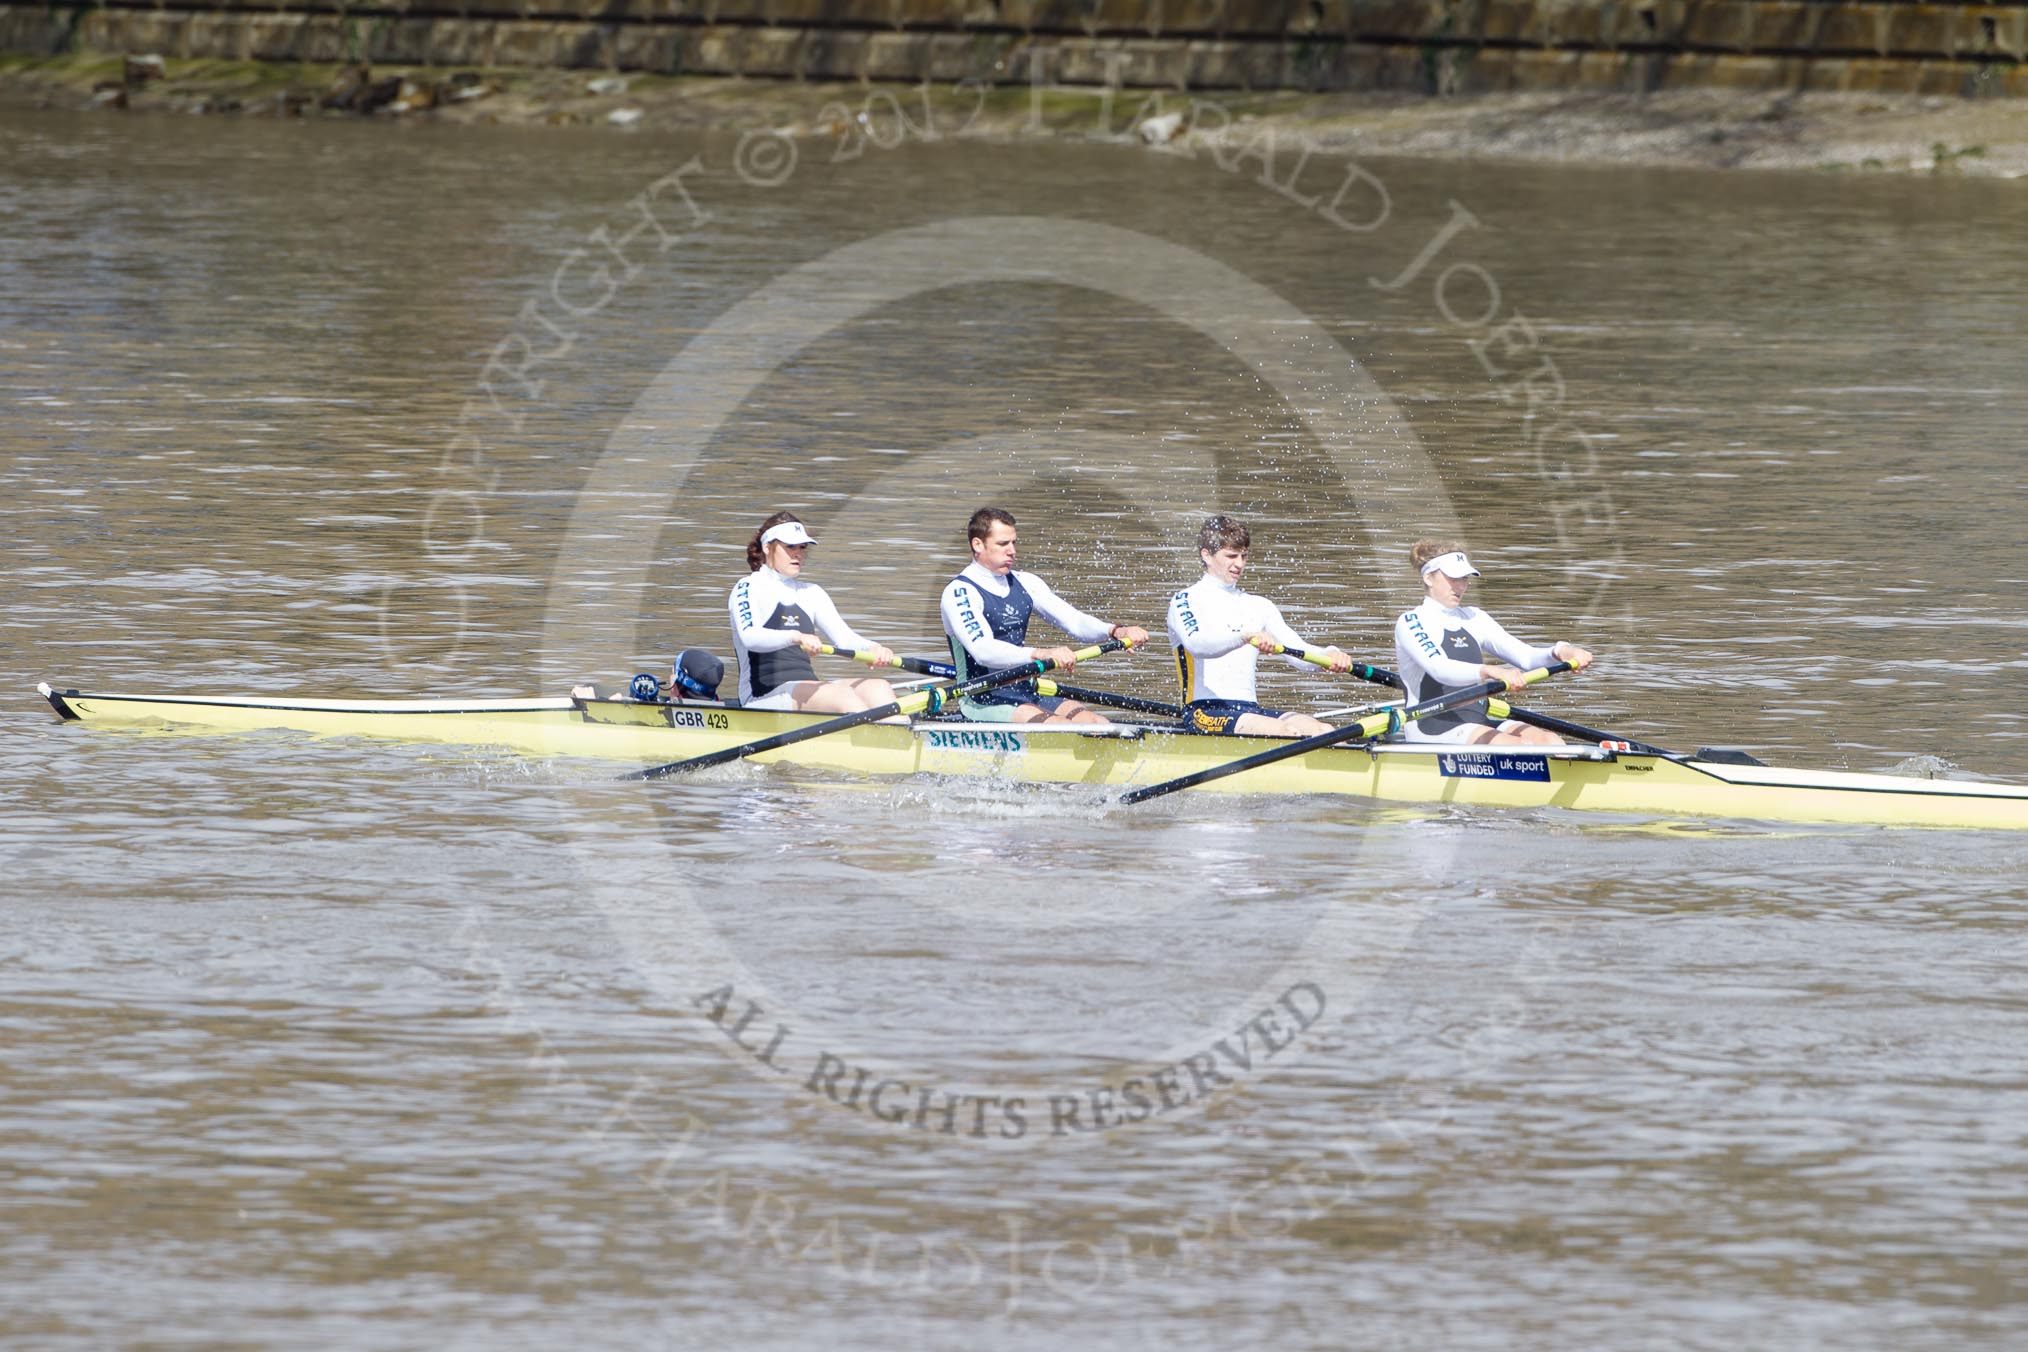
729, 577, 805, 652
1167, 589, 1248, 658
1396, 608, 1483, 686
1474, 614, 1558, 673
1263, 603, 1318, 669
802, 583, 874, 653
1023, 572, 1117, 645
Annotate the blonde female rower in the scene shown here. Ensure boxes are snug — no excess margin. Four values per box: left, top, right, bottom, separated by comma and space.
1392, 539, 1594, 745
728, 511, 900, 713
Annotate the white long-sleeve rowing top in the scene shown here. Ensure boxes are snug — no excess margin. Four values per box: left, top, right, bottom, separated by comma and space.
1165, 573, 1312, 704
728, 567, 872, 703
1392, 596, 1557, 736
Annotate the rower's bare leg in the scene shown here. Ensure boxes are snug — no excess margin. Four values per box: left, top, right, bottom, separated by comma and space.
1459, 723, 1563, 747
1231, 711, 1326, 737
847, 677, 898, 705
790, 681, 879, 714
846, 677, 912, 723
1004, 700, 1107, 726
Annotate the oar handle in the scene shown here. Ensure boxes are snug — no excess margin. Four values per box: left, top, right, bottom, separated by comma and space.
1273, 647, 1403, 689
817, 644, 904, 669
1272, 644, 1340, 670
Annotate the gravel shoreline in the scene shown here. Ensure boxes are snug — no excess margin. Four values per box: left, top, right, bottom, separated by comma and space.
5, 53, 2025, 178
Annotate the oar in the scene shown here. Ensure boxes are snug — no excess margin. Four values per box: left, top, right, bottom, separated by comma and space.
1035, 679, 1184, 719
902, 647, 1395, 704
817, 644, 905, 669
1484, 699, 1677, 758
899, 655, 1184, 719
1310, 697, 1408, 722
905, 649, 1379, 724
1272, 645, 1403, 689
1267, 647, 1402, 720
1120, 661, 1574, 804
627, 640, 1125, 781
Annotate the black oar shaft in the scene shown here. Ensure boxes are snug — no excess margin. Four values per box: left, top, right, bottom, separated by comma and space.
916, 651, 1396, 696
1040, 681, 1185, 719
629, 641, 1125, 781
900, 655, 1184, 720
1121, 662, 1574, 804
1275, 646, 1402, 690
1487, 700, 1676, 758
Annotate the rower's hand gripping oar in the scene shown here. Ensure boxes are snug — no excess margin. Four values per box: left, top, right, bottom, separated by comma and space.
626, 640, 1126, 781
1121, 661, 1574, 805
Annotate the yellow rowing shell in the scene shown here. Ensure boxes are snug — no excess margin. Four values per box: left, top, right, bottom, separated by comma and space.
37, 683, 2028, 830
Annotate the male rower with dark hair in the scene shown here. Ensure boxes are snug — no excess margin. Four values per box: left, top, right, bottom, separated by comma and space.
940, 506, 1150, 724
1167, 514, 1353, 737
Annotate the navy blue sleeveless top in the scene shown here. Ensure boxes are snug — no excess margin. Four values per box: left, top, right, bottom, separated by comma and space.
948, 571, 1037, 697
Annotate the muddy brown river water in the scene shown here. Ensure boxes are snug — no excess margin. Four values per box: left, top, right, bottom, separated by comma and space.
4, 106, 2027, 1348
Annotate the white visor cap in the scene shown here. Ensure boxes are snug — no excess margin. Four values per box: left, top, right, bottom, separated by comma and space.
760, 521, 817, 548
1420, 550, 1481, 580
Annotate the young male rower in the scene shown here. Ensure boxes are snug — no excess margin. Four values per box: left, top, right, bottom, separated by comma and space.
1167, 515, 1354, 737
1392, 539, 1594, 745
940, 506, 1149, 724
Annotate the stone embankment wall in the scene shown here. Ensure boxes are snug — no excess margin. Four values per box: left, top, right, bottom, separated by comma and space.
2, 0, 2024, 96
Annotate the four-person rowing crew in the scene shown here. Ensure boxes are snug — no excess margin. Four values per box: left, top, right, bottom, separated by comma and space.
686, 505, 1593, 745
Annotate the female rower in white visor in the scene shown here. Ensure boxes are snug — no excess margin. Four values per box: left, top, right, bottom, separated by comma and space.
1392, 539, 1594, 745
728, 511, 900, 713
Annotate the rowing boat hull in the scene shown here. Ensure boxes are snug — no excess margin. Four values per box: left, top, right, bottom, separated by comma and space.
37, 683, 2028, 830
